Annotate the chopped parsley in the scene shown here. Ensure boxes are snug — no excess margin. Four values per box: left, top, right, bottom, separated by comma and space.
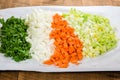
0, 16, 31, 62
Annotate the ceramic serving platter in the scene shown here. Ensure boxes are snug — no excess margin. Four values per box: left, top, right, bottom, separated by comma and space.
0, 6, 120, 72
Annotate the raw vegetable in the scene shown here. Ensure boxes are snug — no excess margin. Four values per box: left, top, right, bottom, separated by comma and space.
25, 9, 55, 63
63, 9, 117, 57
44, 14, 83, 68
0, 16, 31, 62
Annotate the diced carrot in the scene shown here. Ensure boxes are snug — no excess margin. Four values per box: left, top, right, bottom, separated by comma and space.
43, 60, 53, 65
59, 63, 68, 68
44, 14, 83, 68
78, 53, 83, 60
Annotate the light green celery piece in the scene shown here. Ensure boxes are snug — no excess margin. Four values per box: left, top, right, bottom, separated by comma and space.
63, 9, 117, 57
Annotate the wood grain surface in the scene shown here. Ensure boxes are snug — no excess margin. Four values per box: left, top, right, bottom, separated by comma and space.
0, 0, 120, 80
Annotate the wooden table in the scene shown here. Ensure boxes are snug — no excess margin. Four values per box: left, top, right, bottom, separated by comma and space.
0, 0, 120, 80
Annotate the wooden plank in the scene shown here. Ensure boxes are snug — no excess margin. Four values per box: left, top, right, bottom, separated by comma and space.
112, 0, 120, 6
0, 0, 12, 9
63, 0, 82, 6
18, 72, 120, 80
30, 0, 64, 5
0, 72, 18, 80
0, 0, 120, 9
82, 0, 113, 5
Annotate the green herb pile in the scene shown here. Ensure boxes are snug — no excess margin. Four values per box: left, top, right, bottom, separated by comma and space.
0, 16, 31, 62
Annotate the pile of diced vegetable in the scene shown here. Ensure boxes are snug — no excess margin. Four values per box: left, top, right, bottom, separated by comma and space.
63, 9, 117, 57
0, 9, 117, 68
0, 16, 31, 62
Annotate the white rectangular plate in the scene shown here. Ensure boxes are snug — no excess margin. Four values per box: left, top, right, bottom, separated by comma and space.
0, 6, 120, 72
